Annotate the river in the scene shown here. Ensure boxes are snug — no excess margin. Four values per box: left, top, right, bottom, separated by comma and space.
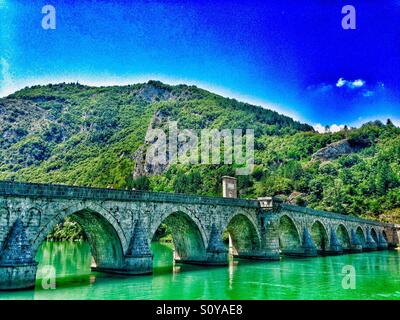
1, 241, 399, 300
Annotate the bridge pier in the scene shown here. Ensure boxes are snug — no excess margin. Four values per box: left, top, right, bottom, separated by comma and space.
325, 228, 343, 255
0, 219, 38, 290
350, 229, 363, 253
185, 223, 228, 266
301, 227, 318, 257
279, 227, 318, 257
205, 224, 228, 265
260, 218, 281, 260
363, 228, 378, 252
97, 220, 153, 275
377, 232, 388, 250
231, 216, 280, 261
0, 263, 38, 290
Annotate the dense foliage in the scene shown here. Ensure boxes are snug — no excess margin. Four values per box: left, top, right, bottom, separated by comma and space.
46, 217, 85, 241
1, 81, 399, 229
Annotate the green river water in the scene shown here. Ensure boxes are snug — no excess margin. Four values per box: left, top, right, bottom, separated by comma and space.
0, 241, 399, 300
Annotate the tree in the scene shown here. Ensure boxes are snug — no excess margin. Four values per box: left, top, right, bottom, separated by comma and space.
386, 119, 394, 127
283, 160, 303, 180
343, 125, 349, 138
322, 179, 346, 213
375, 161, 397, 195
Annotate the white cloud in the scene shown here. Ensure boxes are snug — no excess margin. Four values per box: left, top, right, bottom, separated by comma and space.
313, 124, 326, 133
336, 78, 346, 88
362, 90, 374, 97
350, 79, 365, 88
336, 77, 366, 89
330, 124, 346, 132
313, 123, 346, 133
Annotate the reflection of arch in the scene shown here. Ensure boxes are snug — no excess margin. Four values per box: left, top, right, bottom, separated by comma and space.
336, 224, 351, 251
311, 221, 328, 253
370, 228, 378, 243
278, 215, 301, 254
225, 214, 260, 255
32, 204, 126, 270
152, 211, 206, 262
356, 226, 365, 245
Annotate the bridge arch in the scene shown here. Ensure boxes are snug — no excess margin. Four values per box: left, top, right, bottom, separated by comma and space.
356, 226, 366, 245
224, 213, 261, 255
151, 210, 207, 262
336, 224, 351, 251
370, 228, 378, 243
310, 220, 329, 253
32, 203, 127, 270
382, 230, 388, 242
278, 215, 301, 254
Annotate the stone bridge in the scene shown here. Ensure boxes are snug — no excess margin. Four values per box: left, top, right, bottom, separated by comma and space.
0, 181, 398, 290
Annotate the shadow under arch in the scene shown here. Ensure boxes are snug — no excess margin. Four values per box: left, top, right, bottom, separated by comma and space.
224, 213, 261, 257
311, 220, 329, 254
356, 226, 366, 245
32, 205, 126, 271
336, 224, 351, 252
278, 215, 301, 255
151, 211, 207, 263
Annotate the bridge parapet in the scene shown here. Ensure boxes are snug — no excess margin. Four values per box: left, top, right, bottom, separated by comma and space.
0, 181, 259, 208
276, 203, 394, 228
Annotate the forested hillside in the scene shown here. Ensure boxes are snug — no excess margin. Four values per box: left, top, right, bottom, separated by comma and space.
0, 81, 399, 222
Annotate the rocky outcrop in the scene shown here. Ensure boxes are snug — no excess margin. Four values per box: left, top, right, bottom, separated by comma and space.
312, 139, 356, 161
0, 99, 51, 148
132, 108, 198, 178
287, 192, 307, 206
132, 110, 171, 178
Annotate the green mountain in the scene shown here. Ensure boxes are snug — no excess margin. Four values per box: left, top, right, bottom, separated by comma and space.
0, 81, 399, 223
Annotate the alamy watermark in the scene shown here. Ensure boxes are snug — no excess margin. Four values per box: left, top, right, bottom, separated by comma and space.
145, 121, 254, 175
342, 5, 356, 30
41, 5, 56, 30
40, 4, 356, 31
39, 265, 57, 290
341, 265, 356, 289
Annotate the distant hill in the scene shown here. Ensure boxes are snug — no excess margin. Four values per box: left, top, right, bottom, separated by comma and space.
0, 81, 399, 222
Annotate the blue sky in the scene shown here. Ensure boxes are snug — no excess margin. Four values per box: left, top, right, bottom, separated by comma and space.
1, 0, 399, 130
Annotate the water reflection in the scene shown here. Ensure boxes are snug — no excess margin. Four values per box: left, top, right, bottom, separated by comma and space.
0, 242, 399, 300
